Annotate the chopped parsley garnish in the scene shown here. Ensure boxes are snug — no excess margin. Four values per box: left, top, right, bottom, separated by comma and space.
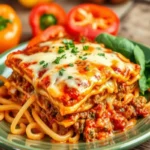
83, 45, 89, 50
96, 47, 102, 50
83, 53, 89, 56
80, 37, 86, 43
82, 57, 87, 60
79, 56, 87, 60
98, 53, 105, 57
58, 46, 65, 54
68, 76, 73, 79
63, 39, 75, 50
62, 39, 73, 44
62, 39, 68, 44
85, 66, 89, 71
69, 63, 74, 67
59, 68, 65, 76
43, 62, 48, 68
71, 47, 79, 55
39, 60, 45, 65
39, 60, 48, 68
53, 54, 66, 64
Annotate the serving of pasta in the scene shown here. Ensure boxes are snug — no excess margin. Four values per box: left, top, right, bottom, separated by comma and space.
0, 37, 150, 145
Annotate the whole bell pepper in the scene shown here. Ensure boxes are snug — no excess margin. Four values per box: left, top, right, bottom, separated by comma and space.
29, 2, 67, 36
18, 0, 53, 8
66, 4, 119, 40
0, 4, 22, 54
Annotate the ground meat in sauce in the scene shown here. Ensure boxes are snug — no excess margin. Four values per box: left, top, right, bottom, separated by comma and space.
118, 105, 137, 119
8, 71, 34, 93
7, 71, 33, 104
7, 71, 150, 142
131, 96, 149, 117
131, 96, 147, 108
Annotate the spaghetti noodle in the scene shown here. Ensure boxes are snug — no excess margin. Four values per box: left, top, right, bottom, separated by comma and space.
0, 38, 150, 142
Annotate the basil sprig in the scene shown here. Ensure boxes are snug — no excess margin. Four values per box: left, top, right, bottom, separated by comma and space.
96, 33, 150, 94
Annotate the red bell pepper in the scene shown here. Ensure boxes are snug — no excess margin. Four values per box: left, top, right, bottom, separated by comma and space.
66, 4, 120, 40
27, 25, 67, 48
29, 2, 67, 36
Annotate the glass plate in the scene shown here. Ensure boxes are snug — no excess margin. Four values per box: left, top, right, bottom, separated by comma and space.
0, 42, 150, 150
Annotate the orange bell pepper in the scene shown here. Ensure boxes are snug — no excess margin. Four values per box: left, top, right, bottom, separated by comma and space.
0, 4, 22, 54
18, 0, 53, 8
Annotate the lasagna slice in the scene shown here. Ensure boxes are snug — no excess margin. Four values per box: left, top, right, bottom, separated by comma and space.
5, 38, 149, 142
6, 38, 140, 115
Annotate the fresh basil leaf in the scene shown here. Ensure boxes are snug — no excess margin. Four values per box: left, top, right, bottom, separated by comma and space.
95, 33, 150, 94
139, 75, 147, 95
133, 45, 146, 94
132, 41, 150, 65
95, 33, 115, 48
145, 64, 150, 68
114, 37, 135, 60
144, 70, 150, 90
146, 78, 150, 88
95, 33, 134, 59
133, 46, 145, 75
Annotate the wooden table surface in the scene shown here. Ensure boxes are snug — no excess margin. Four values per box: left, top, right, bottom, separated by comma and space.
0, 0, 150, 149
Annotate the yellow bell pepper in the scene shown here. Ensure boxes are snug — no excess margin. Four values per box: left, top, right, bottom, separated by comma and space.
18, 0, 53, 8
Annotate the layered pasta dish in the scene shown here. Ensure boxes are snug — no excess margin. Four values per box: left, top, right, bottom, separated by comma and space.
0, 37, 150, 143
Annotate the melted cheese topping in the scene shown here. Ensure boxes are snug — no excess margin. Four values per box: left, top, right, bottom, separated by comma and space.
6, 38, 140, 115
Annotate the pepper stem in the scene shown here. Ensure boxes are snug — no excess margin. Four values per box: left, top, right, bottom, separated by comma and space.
40, 14, 57, 30
0, 16, 11, 31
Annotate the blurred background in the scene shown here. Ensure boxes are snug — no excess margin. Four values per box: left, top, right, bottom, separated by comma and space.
0, 0, 149, 46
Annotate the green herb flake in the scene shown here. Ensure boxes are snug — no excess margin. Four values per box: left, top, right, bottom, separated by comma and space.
59, 68, 65, 76
96, 47, 102, 50
83, 45, 89, 51
68, 40, 73, 44
80, 37, 86, 43
62, 39, 68, 44
63, 39, 75, 50
43, 63, 48, 68
71, 47, 79, 55
53, 54, 66, 64
62, 39, 73, 44
98, 53, 105, 57
39, 60, 45, 65
85, 66, 89, 71
68, 76, 73, 79
79, 56, 87, 60
83, 53, 89, 56
69, 63, 74, 67
82, 57, 87, 60
58, 46, 65, 54
39, 60, 49, 68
